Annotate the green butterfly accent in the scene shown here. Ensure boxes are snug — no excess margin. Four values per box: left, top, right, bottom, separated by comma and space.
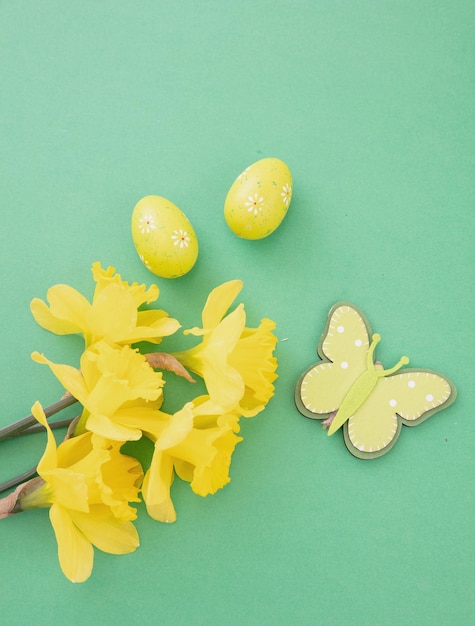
295, 303, 456, 459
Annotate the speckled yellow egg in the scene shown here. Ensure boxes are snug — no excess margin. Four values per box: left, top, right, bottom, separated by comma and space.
224, 158, 292, 240
131, 196, 198, 278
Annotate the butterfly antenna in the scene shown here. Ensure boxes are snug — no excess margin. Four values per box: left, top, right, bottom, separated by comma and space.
366, 333, 381, 369
368, 333, 410, 377
378, 355, 410, 377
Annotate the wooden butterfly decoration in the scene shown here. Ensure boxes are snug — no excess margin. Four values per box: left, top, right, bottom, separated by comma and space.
294, 303, 456, 459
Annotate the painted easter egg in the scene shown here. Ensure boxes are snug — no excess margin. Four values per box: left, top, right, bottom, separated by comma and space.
224, 158, 292, 239
131, 196, 198, 278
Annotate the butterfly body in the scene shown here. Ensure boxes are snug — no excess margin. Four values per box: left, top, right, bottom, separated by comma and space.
330, 369, 379, 435
295, 303, 456, 459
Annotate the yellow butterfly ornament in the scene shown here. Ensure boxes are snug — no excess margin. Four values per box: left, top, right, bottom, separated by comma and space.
295, 303, 456, 459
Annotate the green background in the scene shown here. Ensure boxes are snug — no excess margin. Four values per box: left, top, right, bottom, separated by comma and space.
1, 1, 474, 624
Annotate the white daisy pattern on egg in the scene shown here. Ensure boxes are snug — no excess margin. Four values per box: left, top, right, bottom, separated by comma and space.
138, 214, 157, 234
245, 193, 264, 216
171, 229, 191, 249
139, 254, 152, 270
281, 183, 292, 207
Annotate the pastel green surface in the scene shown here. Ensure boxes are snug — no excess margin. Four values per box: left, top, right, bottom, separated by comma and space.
1, 1, 474, 624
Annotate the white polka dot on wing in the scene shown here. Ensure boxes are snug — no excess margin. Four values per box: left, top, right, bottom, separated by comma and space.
426, 394, 434, 402
389, 399, 397, 407
408, 380, 416, 388
341, 361, 348, 369
337, 325, 345, 333
355, 339, 362, 347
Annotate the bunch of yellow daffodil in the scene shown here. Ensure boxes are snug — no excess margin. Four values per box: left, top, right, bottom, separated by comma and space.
0, 263, 278, 582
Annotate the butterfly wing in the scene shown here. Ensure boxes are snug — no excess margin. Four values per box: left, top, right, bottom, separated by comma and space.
343, 383, 402, 458
387, 370, 455, 426
343, 370, 456, 459
295, 304, 371, 420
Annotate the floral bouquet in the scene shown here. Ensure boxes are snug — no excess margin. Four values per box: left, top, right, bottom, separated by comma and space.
0, 262, 278, 582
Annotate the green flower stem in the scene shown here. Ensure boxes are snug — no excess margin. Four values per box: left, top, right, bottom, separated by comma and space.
16, 418, 75, 437
0, 394, 78, 442
0, 395, 79, 493
73, 410, 89, 436
0, 466, 38, 493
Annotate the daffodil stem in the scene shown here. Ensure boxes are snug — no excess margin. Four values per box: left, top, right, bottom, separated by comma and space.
0, 395, 78, 442
0, 466, 38, 493
0, 397, 79, 493
16, 418, 75, 437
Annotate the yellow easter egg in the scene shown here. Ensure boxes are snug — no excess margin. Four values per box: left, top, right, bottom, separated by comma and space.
224, 157, 292, 239
131, 195, 198, 278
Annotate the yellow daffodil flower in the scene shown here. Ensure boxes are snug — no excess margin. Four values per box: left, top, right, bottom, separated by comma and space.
173, 280, 278, 416
18, 402, 142, 583
30, 262, 181, 347
118, 396, 242, 523
32, 341, 164, 441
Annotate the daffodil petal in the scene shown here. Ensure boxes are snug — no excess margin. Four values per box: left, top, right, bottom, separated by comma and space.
173, 459, 194, 483
31, 352, 89, 406
136, 310, 181, 339
30, 298, 82, 335
114, 406, 168, 439
142, 453, 176, 523
46, 284, 90, 323
121, 326, 179, 345
50, 504, 94, 583
32, 401, 57, 475
184, 280, 243, 336
70, 505, 139, 555
79, 347, 102, 390
55, 431, 93, 468
153, 404, 194, 451
201, 280, 243, 330
44, 284, 91, 331
85, 412, 143, 441
200, 361, 244, 412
